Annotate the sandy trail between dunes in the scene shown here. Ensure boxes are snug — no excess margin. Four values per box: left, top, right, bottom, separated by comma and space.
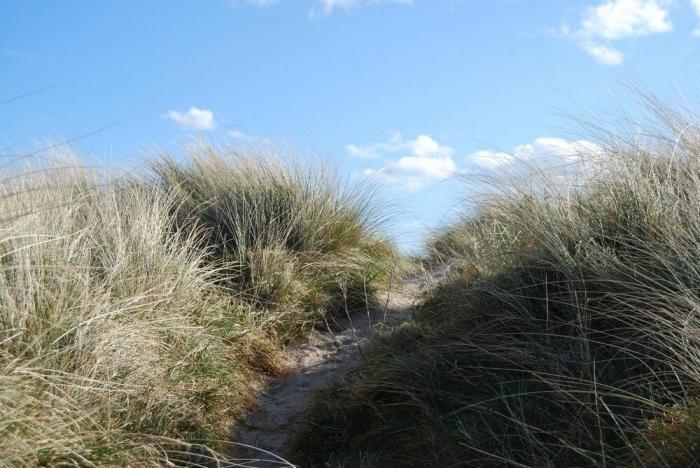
228, 278, 423, 467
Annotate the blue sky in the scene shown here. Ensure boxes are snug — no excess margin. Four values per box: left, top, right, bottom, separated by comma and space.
2, 0, 700, 250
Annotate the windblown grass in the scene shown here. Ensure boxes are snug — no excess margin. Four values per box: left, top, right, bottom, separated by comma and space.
0, 145, 393, 466
151, 144, 397, 340
294, 102, 700, 467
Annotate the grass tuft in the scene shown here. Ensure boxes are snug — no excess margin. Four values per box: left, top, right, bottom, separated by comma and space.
0, 146, 393, 465
151, 144, 397, 339
294, 101, 700, 467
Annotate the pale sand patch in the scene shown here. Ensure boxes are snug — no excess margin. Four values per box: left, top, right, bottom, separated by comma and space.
228, 279, 422, 467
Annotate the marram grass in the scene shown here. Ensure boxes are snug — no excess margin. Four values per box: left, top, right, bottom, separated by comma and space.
151, 144, 397, 340
294, 104, 700, 467
0, 146, 394, 466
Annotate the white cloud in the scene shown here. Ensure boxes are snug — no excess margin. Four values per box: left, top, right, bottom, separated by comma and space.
364, 155, 456, 191
347, 143, 380, 158
355, 132, 456, 191
357, 134, 605, 192
407, 134, 454, 158
691, 0, 700, 36
468, 137, 604, 172
467, 138, 607, 195
164, 107, 216, 131
226, 129, 274, 147
346, 129, 403, 159
469, 150, 514, 169
581, 0, 672, 40
310, 0, 412, 17
582, 43, 625, 65
228, 129, 250, 139
553, 0, 673, 66
514, 137, 602, 162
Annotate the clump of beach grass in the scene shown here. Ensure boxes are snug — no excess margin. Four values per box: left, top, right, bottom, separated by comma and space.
151, 143, 397, 340
294, 100, 700, 467
0, 144, 393, 466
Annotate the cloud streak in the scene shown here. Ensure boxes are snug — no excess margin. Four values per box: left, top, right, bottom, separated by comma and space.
164, 107, 216, 131
692, 0, 700, 36
468, 137, 603, 170
552, 0, 673, 66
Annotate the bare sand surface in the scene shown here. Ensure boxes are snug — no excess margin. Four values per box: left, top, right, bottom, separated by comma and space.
228, 279, 422, 467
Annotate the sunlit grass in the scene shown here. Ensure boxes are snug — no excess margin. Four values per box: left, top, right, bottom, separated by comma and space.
151, 143, 398, 340
0, 145, 394, 465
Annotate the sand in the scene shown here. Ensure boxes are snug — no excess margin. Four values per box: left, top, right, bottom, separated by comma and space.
228, 280, 421, 467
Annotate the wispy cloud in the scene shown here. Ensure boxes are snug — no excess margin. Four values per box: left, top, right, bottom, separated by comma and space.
551, 0, 673, 66
228, 129, 253, 140
310, 0, 413, 17
468, 137, 603, 172
466, 137, 607, 196
346, 129, 403, 159
228, 0, 278, 9
164, 107, 216, 131
581, 0, 672, 40
354, 133, 606, 191
353, 132, 457, 191
692, 0, 700, 36
227, 129, 274, 146
581, 43, 625, 66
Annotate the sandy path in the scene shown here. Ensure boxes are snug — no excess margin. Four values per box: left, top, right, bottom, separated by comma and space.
228, 280, 421, 467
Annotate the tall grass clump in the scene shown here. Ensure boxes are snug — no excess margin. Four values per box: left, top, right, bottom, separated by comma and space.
0, 143, 394, 465
295, 102, 700, 467
151, 144, 396, 339
0, 162, 272, 465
